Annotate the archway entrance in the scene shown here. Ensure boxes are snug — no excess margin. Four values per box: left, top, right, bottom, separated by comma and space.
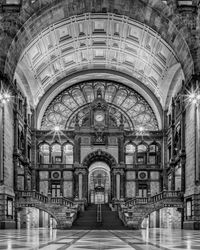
88, 162, 110, 204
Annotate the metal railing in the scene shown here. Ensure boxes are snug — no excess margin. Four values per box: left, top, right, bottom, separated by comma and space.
97, 204, 102, 223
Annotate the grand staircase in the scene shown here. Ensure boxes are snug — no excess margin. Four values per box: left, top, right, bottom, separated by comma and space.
119, 190, 183, 229
16, 191, 79, 229
72, 203, 126, 230
16, 190, 183, 230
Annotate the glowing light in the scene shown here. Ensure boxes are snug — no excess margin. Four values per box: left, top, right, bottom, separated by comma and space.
189, 93, 195, 99
0, 90, 11, 104
197, 94, 200, 100
192, 99, 197, 104
54, 125, 60, 132
139, 127, 144, 132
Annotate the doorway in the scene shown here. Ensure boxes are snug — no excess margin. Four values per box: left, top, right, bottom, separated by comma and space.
88, 162, 110, 204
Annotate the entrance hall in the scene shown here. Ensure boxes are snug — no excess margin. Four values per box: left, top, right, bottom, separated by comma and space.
1, 0, 200, 249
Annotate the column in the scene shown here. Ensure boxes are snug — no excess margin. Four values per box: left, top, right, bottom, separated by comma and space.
0, 105, 3, 183
120, 172, 125, 199
195, 103, 200, 182
181, 103, 186, 191
118, 136, 124, 163
78, 173, 82, 199
31, 131, 37, 190
24, 165, 28, 190
116, 173, 120, 200
170, 98, 175, 190
74, 136, 80, 163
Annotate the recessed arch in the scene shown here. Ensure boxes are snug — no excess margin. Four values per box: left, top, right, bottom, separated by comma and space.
36, 69, 163, 130
82, 150, 117, 168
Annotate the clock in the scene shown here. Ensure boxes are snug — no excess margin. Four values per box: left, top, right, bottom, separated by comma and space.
95, 112, 104, 122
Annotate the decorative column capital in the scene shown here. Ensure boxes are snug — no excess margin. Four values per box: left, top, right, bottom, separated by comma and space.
74, 168, 87, 175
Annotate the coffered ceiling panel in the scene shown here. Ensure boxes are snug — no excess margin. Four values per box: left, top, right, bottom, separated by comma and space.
17, 13, 180, 107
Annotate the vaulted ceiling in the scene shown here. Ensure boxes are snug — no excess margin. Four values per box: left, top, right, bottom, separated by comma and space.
16, 13, 182, 109
4, 0, 194, 131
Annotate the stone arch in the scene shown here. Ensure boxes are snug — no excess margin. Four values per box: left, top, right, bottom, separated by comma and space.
36, 70, 163, 130
136, 203, 182, 229
82, 150, 117, 168
16, 204, 71, 229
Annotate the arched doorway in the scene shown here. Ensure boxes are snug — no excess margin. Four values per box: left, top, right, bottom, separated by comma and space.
88, 162, 110, 204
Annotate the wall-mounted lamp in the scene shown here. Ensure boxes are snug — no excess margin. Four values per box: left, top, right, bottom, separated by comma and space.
189, 92, 200, 105
0, 91, 11, 105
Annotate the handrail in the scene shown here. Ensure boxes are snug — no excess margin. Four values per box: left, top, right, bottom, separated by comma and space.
50, 197, 75, 207
16, 190, 48, 203
125, 190, 183, 208
16, 190, 75, 207
97, 204, 102, 223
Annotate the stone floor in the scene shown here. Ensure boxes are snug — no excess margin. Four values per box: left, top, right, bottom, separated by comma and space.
0, 228, 200, 250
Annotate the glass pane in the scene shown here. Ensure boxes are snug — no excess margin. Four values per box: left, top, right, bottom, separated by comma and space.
138, 144, 147, 152
149, 155, 156, 164
126, 155, 133, 164
40, 144, 49, 153
126, 144, 135, 153
52, 144, 61, 153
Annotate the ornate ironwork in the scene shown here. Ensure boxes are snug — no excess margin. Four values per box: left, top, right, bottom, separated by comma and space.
41, 80, 158, 131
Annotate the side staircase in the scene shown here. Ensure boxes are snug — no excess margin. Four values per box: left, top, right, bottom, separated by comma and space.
16, 191, 79, 229
119, 190, 183, 229
72, 203, 126, 230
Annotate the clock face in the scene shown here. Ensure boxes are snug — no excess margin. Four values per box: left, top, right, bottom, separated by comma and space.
95, 113, 104, 122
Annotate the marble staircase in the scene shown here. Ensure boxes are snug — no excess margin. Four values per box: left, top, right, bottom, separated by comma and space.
119, 190, 183, 229
15, 191, 78, 229
72, 203, 126, 230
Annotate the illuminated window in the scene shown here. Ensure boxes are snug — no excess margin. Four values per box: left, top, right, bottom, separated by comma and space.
186, 198, 192, 219
52, 144, 61, 164
149, 144, 160, 164
39, 144, 50, 164
40, 80, 158, 131
137, 144, 147, 164
63, 144, 73, 164
125, 144, 136, 164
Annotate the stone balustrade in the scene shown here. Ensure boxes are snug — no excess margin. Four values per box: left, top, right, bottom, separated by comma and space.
15, 190, 78, 229
119, 190, 183, 229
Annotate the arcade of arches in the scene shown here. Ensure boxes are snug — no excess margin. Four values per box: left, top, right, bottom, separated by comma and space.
1, 0, 200, 240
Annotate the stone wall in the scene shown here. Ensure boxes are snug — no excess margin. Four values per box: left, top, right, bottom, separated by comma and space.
159, 207, 181, 229
3, 103, 14, 190
185, 104, 196, 196
18, 207, 39, 229
126, 171, 136, 198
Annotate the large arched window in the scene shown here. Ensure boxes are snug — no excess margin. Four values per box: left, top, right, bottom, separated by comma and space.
52, 144, 62, 164
125, 143, 136, 164
63, 144, 73, 164
137, 144, 147, 164
39, 144, 50, 164
148, 143, 160, 164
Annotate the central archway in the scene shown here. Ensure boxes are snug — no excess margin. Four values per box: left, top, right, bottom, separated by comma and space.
88, 162, 111, 204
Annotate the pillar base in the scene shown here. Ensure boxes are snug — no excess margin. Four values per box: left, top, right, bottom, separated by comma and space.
183, 221, 200, 230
